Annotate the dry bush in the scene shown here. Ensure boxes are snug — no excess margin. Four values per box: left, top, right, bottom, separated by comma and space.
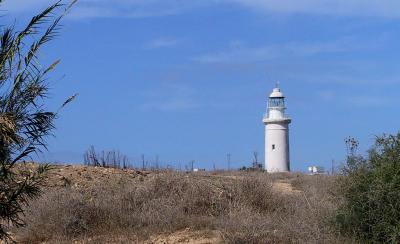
218, 209, 286, 243
219, 174, 347, 244
18, 173, 225, 242
16, 171, 345, 243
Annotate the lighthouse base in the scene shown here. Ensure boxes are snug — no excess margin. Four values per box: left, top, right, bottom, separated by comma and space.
264, 121, 290, 173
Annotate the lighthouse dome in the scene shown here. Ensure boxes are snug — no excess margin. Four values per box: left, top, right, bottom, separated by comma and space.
269, 87, 284, 98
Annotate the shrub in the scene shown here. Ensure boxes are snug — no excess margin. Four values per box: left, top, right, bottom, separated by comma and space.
335, 134, 400, 243
0, 1, 75, 240
16, 170, 344, 243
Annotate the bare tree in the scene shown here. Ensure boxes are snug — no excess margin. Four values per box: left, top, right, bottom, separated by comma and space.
155, 155, 160, 169
252, 151, 262, 170
122, 155, 129, 169
83, 145, 99, 167
83, 147, 130, 169
141, 154, 145, 170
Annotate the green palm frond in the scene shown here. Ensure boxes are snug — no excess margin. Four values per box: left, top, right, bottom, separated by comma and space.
0, 0, 76, 241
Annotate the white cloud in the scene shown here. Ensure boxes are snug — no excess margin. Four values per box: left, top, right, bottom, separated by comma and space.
194, 37, 374, 64
144, 38, 180, 49
317, 90, 335, 101
4, 0, 400, 19
315, 90, 396, 108
69, 1, 182, 19
304, 73, 400, 85
140, 98, 199, 111
139, 82, 200, 112
232, 0, 400, 18
347, 95, 394, 108
1, 0, 210, 18
1, 0, 51, 14
60, 0, 219, 19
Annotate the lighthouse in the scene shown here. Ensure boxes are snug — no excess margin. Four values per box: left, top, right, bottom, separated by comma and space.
263, 84, 291, 172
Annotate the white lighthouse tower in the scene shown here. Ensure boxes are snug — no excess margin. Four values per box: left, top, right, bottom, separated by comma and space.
263, 83, 291, 172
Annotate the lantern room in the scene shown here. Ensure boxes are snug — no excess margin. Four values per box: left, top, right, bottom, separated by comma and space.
267, 87, 287, 120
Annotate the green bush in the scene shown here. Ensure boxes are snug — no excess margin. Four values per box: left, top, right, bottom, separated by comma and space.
335, 134, 400, 243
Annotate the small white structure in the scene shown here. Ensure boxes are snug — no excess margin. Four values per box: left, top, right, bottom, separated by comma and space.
308, 166, 326, 175
263, 83, 291, 172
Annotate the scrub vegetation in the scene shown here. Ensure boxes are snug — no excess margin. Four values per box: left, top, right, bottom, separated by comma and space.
14, 167, 343, 243
335, 134, 400, 243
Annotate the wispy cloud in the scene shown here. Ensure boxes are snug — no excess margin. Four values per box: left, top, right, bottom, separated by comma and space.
5, 0, 400, 19
305, 73, 400, 85
347, 95, 394, 108
139, 82, 200, 112
66, 0, 216, 19
1, 0, 210, 18
232, 0, 400, 18
315, 90, 396, 108
144, 38, 180, 49
1, 0, 51, 14
140, 98, 199, 111
194, 37, 375, 64
317, 90, 336, 102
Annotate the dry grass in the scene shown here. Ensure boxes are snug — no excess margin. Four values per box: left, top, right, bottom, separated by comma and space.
12, 166, 349, 243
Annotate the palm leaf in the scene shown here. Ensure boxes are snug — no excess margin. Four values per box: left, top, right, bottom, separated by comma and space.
0, 1, 77, 240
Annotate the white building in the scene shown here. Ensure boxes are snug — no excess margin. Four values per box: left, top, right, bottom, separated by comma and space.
308, 166, 326, 175
263, 84, 291, 172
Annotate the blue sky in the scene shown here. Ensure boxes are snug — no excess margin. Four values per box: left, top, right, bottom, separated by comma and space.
2, 0, 400, 171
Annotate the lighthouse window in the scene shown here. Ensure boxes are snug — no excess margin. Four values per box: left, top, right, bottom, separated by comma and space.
272, 144, 276, 150
269, 98, 285, 107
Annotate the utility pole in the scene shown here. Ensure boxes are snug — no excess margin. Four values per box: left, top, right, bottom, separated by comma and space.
227, 153, 231, 171
331, 159, 335, 175
253, 151, 259, 169
141, 154, 145, 170
190, 160, 195, 172
155, 155, 159, 169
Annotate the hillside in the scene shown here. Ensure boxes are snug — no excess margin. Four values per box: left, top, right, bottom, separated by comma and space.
8, 164, 342, 243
